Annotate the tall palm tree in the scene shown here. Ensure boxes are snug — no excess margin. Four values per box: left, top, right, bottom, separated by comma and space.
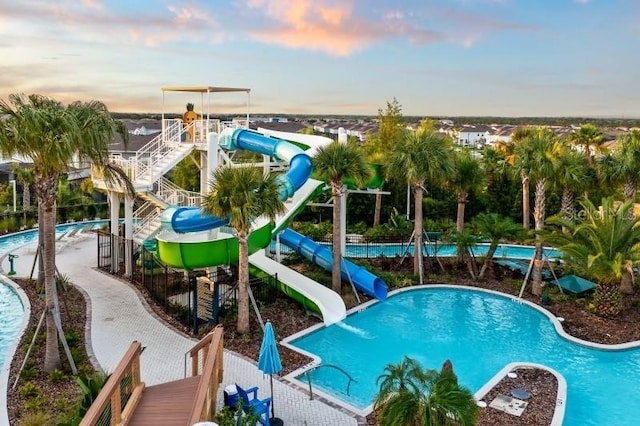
553, 143, 592, 226
0, 94, 131, 372
570, 123, 604, 165
597, 130, 640, 202
388, 129, 453, 284
513, 127, 560, 296
313, 141, 369, 294
546, 197, 640, 313
450, 150, 484, 234
202, 166, 285, 334
11, 163, 35, 222
508, 127, 537, 230
473, 213, 522, 279
374, 356, 478, 426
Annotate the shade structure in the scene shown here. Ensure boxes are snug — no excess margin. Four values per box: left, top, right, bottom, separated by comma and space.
258, 321, 283, 423
555, 275, 597, 295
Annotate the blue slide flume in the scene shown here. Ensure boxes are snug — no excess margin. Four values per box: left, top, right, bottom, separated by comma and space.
279, 228, 388, 300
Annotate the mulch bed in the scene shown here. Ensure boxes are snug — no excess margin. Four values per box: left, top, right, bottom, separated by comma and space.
477, 368, 557, 426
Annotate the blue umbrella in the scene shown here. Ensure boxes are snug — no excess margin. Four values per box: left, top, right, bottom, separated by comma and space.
258, 321, 282, 422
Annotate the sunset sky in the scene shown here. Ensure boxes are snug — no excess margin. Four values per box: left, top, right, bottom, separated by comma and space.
1, 0, 638, 117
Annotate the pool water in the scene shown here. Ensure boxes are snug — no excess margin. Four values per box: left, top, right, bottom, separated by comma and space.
289, 287, 640, 425
0, 221, 106, 256
273, 240, 560, 260
0, 283, 25, 374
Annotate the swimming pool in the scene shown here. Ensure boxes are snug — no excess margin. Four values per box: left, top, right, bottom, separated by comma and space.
0, 280, 28, 424
0, 220, 107, 257
285, 286, 640, 425
273, 240, 561, 260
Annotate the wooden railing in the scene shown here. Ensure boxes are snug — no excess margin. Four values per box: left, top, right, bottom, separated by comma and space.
80, 342, 145, 426
188, 326, 225, 425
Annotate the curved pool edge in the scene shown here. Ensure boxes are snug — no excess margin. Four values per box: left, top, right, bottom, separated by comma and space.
403, 284, 640, 352
280, 283, 640, 418
0, 274, 31, 426
474, 361, 567, 426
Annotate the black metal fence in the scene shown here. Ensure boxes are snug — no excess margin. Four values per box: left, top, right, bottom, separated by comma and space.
96, 231, 279, 335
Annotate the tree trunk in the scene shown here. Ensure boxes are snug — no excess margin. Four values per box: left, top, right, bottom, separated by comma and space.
43, 199, 61, 372
521, 171, 530, 230
478, 243, 498, 279
531, 179, 546, 296
620, 270, 635, 295
237, 233, 250, 334
373, 192, 382, 227
23, 183, 30, 223
38, 203, 45, 285
560, 188, 574, 234
623, 178, 637, 202
456, 191, 467, 234
332, 181, 343, 294
414, 184, 424, 284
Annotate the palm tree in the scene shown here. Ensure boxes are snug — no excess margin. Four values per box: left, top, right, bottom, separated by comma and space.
513, 127, 560, 296
374, 356, 478, 426
450, 230, 480, 279
450, 150, 484, 234
508, 127, 537, 230
0, 94, 131, 372
570, 123, 604, 165
473, 213, 522, 279
546, 197, 640, 313
552, 144, 592, 226
597, 130, 640, 202
313, 141, 369, 294
388, 129, 453, 284
202, 166, 285, 334
11, 163, 34, 222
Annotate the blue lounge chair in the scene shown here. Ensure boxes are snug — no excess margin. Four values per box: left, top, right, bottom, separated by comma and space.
235, 383, 272, 426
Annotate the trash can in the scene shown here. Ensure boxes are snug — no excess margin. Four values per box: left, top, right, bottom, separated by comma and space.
223, 384, 239, 409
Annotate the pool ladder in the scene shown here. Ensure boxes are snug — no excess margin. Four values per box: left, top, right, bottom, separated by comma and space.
304, 364, 356, 400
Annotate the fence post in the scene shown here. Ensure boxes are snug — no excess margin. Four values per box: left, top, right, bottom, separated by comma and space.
212, 279, 220, 325
191, 275, 199, 335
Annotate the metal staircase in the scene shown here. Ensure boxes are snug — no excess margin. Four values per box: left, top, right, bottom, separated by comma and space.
92, 119, 207, 242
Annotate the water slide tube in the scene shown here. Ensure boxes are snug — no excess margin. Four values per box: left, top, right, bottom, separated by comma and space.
279, 228, 388, 300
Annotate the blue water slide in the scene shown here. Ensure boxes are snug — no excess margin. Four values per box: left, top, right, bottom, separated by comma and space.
162, 128, 312, 233
279, 228, 388, 300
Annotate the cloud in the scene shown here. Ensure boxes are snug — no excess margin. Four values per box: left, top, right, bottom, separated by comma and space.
575, 0, 589, 4
243, 0, 447, 55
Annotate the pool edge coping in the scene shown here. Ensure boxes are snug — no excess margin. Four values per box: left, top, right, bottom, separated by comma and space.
281, 284, 640, 419
0, 274, 32, 426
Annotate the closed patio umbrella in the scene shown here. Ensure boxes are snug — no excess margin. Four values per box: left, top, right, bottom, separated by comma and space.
258, 320, 283, 425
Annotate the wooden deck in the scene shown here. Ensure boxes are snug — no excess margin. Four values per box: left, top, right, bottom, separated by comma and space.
128, 376, 200, 426
80, 326, 224, 426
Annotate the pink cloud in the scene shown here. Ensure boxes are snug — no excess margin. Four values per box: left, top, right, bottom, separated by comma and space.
244, 0, 444, 55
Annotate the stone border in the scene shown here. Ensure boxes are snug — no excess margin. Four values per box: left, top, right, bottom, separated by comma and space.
474, 362, 567, 426
280, 284, 640, 419
0, 275, 31, 426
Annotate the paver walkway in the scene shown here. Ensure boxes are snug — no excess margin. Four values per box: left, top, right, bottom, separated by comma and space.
8, 236, 359, 426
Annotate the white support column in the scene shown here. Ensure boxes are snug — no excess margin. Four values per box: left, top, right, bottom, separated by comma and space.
206, 132, 219, 195
109, 191, 121, 274
124, 194, 134, 278
200, 150, 208, 195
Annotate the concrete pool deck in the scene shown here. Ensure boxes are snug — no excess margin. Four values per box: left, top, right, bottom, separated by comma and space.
3, 236, 360, 426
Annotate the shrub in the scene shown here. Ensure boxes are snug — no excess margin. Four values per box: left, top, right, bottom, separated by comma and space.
16, 411, 50, 426
48, 368, 66, 383
19, 381, 40, 398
